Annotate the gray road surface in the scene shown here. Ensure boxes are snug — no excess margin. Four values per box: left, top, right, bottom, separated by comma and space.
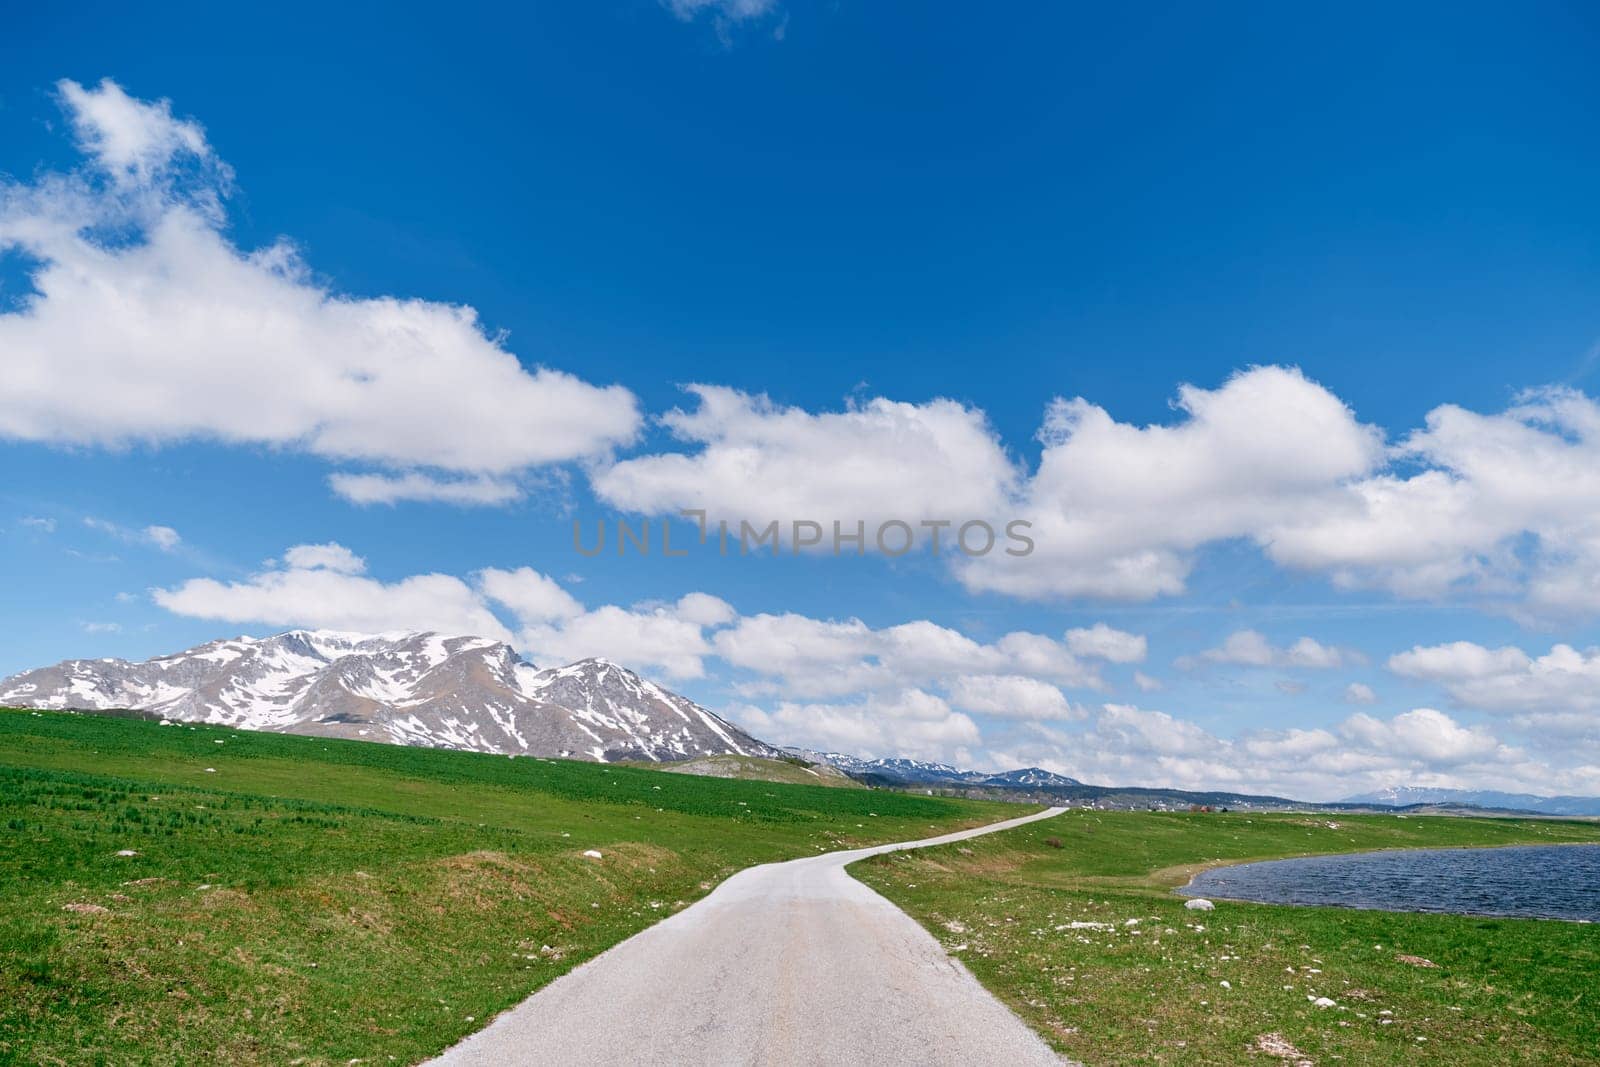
428, 806, 1068, 1066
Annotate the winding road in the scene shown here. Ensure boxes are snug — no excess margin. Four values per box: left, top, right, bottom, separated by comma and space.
429, 806, 1068, 1066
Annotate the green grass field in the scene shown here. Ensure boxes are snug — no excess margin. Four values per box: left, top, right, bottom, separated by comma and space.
620, 752, 865, 788
852, 808, 1600, 1066
0, 707, 1013, 1065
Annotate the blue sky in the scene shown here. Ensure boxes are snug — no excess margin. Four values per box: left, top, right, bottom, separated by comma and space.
3, 2, 1599, 798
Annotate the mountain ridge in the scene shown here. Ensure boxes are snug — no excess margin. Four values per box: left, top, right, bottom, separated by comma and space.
0, 629, 777, 763
1342, 785, 1600, 817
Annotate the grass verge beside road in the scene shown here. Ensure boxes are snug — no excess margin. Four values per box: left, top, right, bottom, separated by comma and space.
852, 808, 1600, 1066
0, 707, 1012, 1065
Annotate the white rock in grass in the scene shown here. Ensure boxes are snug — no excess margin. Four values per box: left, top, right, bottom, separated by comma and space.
1184, 898, 1215, 911
1312, 996, 1338, 1009
582, 849, 603, 860
115, 849, 139, 857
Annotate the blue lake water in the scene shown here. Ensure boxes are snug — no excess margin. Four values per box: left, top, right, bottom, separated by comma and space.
1180, 844, 1600, 922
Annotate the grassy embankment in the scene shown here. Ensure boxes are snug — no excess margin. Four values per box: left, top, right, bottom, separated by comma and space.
852, 808, 1600, 1066
0, 707, 1012, 1065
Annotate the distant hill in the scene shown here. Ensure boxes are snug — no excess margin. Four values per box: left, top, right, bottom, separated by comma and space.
806, 754, 1083, 790
1343, 786, 1600, 817
801, 750, 1323, 811
634, 753, 865, 788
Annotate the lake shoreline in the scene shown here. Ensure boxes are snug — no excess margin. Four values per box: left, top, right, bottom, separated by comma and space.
1178, 841, 1600, 923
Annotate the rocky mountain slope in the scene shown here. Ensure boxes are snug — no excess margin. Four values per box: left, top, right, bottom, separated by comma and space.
0, 630, 778, 763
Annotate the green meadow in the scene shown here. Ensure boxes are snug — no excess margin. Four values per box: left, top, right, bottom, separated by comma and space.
0, 707, 1011, 1065
853, 808, 1600, 1066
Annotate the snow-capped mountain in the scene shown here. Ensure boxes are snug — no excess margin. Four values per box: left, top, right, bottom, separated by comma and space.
979, 767, 1082, 789
0, 630, 778, 763
808, 754, 976, 784
1343, 786, 1600, 817
805, 754, 1082, 790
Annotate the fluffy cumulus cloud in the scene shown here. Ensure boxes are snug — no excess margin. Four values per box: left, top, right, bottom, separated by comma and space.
1264, 389, 1600, 613
1388, 640, 1600, 735
733, 690, 981, 764
709, 611, 1106, 698
0, 80, 639, 504
587, 366, 1600, 619
592, 386, 1022, 549
512, 599, 723, 681
987, 702, 1599, 801
153, 546, 728, 679
1340, 708, 1503, 765
946, 674, 1082, 721
1064, 623, 1147, 663
1177, 629, 1352, 671
281, 542, 366, 574
962, 366, 1385, 599
153, 545, 514, 642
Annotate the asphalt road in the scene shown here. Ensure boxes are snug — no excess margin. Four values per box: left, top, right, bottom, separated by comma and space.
428, 806, 1069, 1066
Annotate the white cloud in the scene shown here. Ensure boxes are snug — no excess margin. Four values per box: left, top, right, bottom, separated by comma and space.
947, 674, 1083, 721
328, 472, 524, 507
1344, 682, 1378, 705
1178, 629, 1351, 670
84, 516, 182, 552
1340, 708, 1503, 765
510, 591, 738, 681
1133, 671, 1163, 693
1064, 622, 1147, 663
673, 592, 737, 628
518, 603, 716, 680
155, 547, 731, 680
1096, 704, 1226, 759
711, 611, 1102, 698
664, 0, 778, 19
0, 80, 639, 497
990, 703, 1598, 801
731, 689, 980, 763
961, 366, 1385, 599
19, 516, 57, 533
479, 566, 585, 624
1264, 388, 1600, 612
57, 78, 216, 191
1388, 640, 1600, 726
591, 386, 1021, 549
1388, 641, 1532, 683
583, 367, 1600, 618
281, 542, 366, 574
153, 544, 513, 641
143, 525, 181, 551
661, 0, 784, 45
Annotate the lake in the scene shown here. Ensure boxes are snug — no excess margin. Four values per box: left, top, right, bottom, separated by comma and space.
1179, 844, 1600, 922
